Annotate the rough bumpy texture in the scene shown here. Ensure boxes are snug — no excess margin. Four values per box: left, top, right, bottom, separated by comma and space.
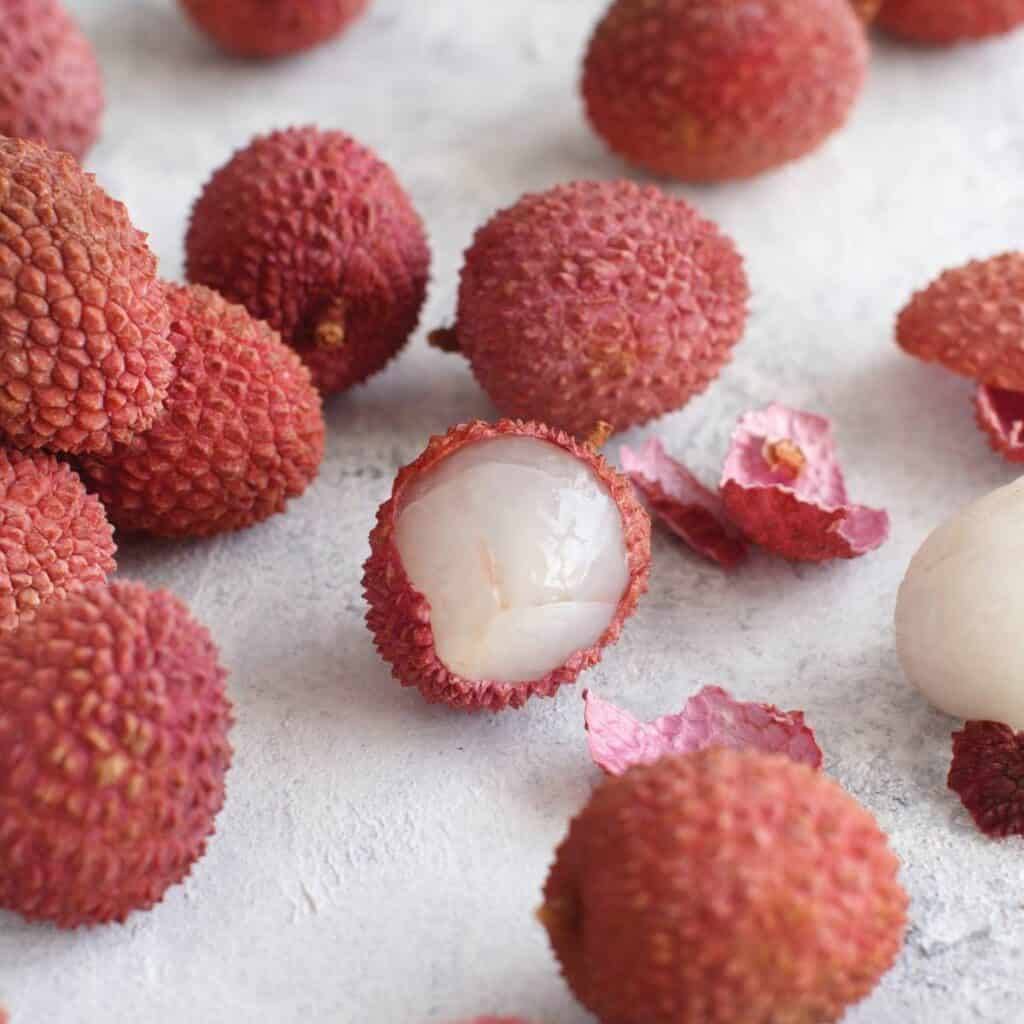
541, 750, 908, 1024
0, 138, 174, 454
897, 253, 1024, 390
437, 181, 748, 438
185, 126, 430, 395
178, 0, 370, 58
948, 721, 1024, 838
0, 0, 104, 160
582, 0, 869, 182
0, 581, 233, 928
78, 284, 325, 538
363, 420, 651, 712
0, 448, 115, 632
878, 0, 1024, 42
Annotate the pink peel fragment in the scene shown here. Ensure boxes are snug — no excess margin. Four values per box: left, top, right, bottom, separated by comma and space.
583, 686, 823, 775
620, 437, 747, 568
975, 384, 1024, 463
720, 403, 889, 562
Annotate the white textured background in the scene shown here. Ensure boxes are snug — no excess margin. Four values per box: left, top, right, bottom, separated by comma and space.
2, 2, 1024, 1021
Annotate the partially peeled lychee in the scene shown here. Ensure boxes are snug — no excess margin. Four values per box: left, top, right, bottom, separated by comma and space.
363, 420, 651, 712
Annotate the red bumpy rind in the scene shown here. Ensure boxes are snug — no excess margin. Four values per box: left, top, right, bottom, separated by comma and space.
975, 384, 1024, 463
896, 253, 1024, 390
362, 420, 652, 713
453, 1018, 536, 1024
446, 180, 749, 439
0, 0, 104, 159
78, 283, 325, 538
582, 0, 868, 182
178, 0, 369, 58
720, 403, 889, 562
948, 721, 1024, 838
185, 126, 430, 395
878, 0, 1024, 43
0, 581, 233, 928
0, 138, 174, 454
584, 686, 822, 774
620, 436, 747, 568
0, 447, 115, 631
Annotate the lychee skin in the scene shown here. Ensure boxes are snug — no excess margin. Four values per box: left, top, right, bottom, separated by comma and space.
541, 750, 908, 1024
0, 138, 174, 454
78, 284, 325, 539
185, 126, 430, 395
897, 253, 1024, 390
363, 420, 651, 713
441, 181, 748, 438
0, 448, 115, 632
582, 0, 868, 182
877, 0, 1024, 43
178, 0, 369, 58
0, 581, 233, 928
0, 0, 104, 159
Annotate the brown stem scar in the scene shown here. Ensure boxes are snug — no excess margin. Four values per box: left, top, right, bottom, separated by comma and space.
428, 327, 461, 353
764, 438, 806, 479
586, 421, 614, 450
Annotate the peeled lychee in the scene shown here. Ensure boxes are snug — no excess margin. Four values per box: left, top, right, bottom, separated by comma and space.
0, 138, 174, 454
78, 284, 325, 538
432, 181, 748, 438
178, 0, 369, 59
877, 0, 1024, 43
0, 580, 233, 928
581, 0, 869, 182
540, 750, 908, 1024
0, 447, 115, 632
363, 420, 651, 712
0, 0, 104, 159
185, 126, 430, 395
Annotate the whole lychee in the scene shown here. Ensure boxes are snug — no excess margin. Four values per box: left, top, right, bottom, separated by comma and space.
78, 284, 325, 538
541, 749, 908, 1024
185, 126, 430, 395
0, 580, 233, 928
363, 420, 651, 712
0, 447, 115, 631
0, 0, 104, 159
581, 0, 869, 182
877, 0, 1024, 43
432, 181, 748, 438
0, 138, 174, 454
178, 0, 370, 59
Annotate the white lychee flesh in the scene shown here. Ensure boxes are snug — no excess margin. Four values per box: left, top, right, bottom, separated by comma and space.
895, 477, 1024, 728
394, 437, 630, 683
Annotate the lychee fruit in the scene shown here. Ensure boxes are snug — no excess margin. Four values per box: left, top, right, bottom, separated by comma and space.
78, 284, 325, 538
431, 181, 748, 439
0, 447, 115, 632
0, 137, 174, 454
540, 749, 908, 1024
877, 0, 1024, 43
581, 0, 869, 182
363, 420, 651, 712
178, 0, 370, 59
0, 0, 104, 160
0, 580, 233, 928
185, 126, 430, 395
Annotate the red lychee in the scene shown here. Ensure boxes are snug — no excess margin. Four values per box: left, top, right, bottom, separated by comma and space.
877, 0, 1024, 43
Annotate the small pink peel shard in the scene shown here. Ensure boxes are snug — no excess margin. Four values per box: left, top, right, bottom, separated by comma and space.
975, 384, 1024, 463
583, 686, 823, 775
720, 403, 889, 562
948, 721, 1024, 838
620, 437, 747, 568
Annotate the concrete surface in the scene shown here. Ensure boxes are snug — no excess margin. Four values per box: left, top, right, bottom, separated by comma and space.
2, 1, 1024, 1021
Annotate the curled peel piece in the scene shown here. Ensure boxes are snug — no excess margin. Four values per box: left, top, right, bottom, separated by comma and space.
620, 437, 747, 568
948, 721, 1024, 838
720, 404, 889, 562
583, 686, 822, 775
975, 385, 1024, 463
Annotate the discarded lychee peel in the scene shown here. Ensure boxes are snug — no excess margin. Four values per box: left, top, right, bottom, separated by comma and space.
720, 403, 890, 562
583, 686, 823, 774
362, 420, 651, 713
975, 384, 1024, 463
620, 437, 747, 568
948, 721, 1024, 838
